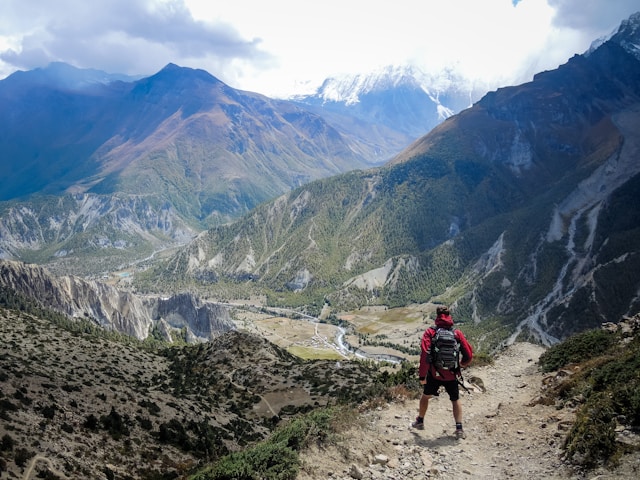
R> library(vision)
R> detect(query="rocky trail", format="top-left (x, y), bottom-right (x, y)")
top-left (297, 342), bottom-right (639, 480)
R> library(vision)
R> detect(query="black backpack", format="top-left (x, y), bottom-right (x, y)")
top-left (430, 326), bottom-right (460, 371)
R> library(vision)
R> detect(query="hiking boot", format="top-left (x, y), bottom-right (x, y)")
top-left (455, 428), bottom-right (466, 439)
top-left (411, 417), bottom-right (424, 430)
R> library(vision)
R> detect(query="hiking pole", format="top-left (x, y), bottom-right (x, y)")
top-left (457, 370), bottom-right (471, 394)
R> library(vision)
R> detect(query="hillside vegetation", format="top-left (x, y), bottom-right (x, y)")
top-left (537, 316), bottom-right (640, 468)
top-left (0, 292), bottom-right (392, 479)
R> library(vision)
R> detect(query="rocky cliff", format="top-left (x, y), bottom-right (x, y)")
top-left (0, 259), bottom-right (234, 341)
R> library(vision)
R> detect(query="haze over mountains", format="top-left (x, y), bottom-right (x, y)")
top-left (0, 59), bottom-right (476, 275)
top-left (1, 11), bottom-right (640, 350)
top-left (146, 12), bottom-right (640, 348)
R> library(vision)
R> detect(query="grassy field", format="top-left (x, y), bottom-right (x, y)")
top-left (230, 302), bottom-right (440, 362)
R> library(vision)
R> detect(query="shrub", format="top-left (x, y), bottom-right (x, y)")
top-left (158, 419), bottom-right (190, 450)
top-left (542, 328), bottom-right (640, 470)
top-left (83, 414), bottom-right (99, 430)
top-left (101, 407), bottom-right (130, 440)
top-left (564, 392), bottom-right (618, 467)
top-left (0, 399), bottom-right (19, 421)
top-left (41, 404), bottom-right (57, 420)
top-left (193, 442), bottom-right (299, 480)
top-left (0, 434), bottom-right (14, 452)
top-left (136, 415), bottom-right (153, 431)
top-left (61, 422), bottom-right (74, 434)
top-left (189, 408), bottom-right (339, 480)
top-left (470, 351), bottom-right (494, 367)
top-left (538, 329), bottom-right (616, 373)
top-left (269, 409), bottom-right (332, 450)
top-left (14, 448), bottom-right (33, 468)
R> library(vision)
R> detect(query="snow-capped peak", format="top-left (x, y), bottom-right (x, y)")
top-left (586, 11), bottom-right (640, 61)
top-left (310, 65), bottom-right (421, 105)
top-left (293, 64), bottom-right (478, 108)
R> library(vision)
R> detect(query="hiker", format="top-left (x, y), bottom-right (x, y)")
top-left (412, 305), bottom-right (473, 438)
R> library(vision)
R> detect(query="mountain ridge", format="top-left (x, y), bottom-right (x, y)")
top-left (0, 61), bottom-right (426, 273)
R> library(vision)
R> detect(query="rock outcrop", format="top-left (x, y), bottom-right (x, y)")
top-left (0, 259), bottom-right (234, 341)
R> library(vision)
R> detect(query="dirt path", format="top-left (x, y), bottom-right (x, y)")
top-left (22, 455), bottom-right (69, 480)
top-left (296, 342), bottom-right (637, 479)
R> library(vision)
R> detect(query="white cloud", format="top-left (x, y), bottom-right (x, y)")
top-left (0, 0), bottom-right (638, 97)
top-left (0, 0), bottom-right (271, 80)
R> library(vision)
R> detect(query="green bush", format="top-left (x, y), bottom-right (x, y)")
top-left (542, 329), bottom-right (640, 470)
top-left (564, 392), bottom-right (618, 467)
top-left (189, 408), bottom-right (338, 480)
top-left (198, 442), bottom-right (299, 480)
top-left (269, 409), bottom-right (332, 450)
top-left (538, 329), bottom-right (616, 373)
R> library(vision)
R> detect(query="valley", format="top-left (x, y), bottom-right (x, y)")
top-left (222, 301), bottom-right (428, 363)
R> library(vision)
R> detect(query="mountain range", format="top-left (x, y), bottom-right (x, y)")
top-left (0, 61), bottom-right (473, 274)
top-left (2, 13), bottom-right (640, 479)
top-left (144, 12), bottom-right (640, 348)
top-left (1, 12), bottom-right (640, 349)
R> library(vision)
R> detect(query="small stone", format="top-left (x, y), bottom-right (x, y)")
top-left (349, 464), bottom-right (364, 480)
top-left (373, 454), bottom-right (389, 465)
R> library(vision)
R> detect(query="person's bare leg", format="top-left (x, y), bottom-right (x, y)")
top-left (452, 399), bottom-right (466, 438)
top-left (452, 399), bottom-right (462, 423)
top-left (419, 394), bottom-right (432, 418)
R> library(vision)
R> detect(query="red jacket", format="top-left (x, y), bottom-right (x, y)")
top-left (419, 314), bottom-right (473, 381)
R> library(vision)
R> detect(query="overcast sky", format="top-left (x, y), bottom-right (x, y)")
top-left (0, 0), bottom-right (638, 97)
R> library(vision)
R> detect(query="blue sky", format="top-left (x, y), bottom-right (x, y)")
top-left (0, 0), bottom-right (638, 97)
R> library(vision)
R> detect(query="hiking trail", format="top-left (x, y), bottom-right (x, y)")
top-left (297, 342), bottom-right (639, 479)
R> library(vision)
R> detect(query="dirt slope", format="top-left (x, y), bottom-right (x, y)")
top-left (296, 342), bottom-right (639, 479)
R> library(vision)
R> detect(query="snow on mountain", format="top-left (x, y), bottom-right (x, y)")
top-left (291, 64), bottom-right (482, 114)
top-left (587, 11), bottom-right (640, 61)
top-left (310, 65), bottom-right (423, 105)
top-left (611, 11), bottom-right (640, 62)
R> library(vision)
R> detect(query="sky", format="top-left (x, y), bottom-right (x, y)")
top-left (0, 0), bottom-right (639, 97)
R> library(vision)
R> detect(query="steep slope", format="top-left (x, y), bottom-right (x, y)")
top-left (148, 13), bottom-right (640, 347)
top-left (0, 307), bottom-right (378, 479)
top-left (0, 193), bottom-right (197, 276)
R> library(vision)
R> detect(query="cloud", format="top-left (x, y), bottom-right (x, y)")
top-left (548, 0), bottom-right (640, 34)
top-left (0, 0), bottom-right (638, 96)
top-left (0, 0), bottom-right (273, 77)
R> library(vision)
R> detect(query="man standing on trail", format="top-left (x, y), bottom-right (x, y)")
top-left (412, 305), bottom-right (473, 438)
